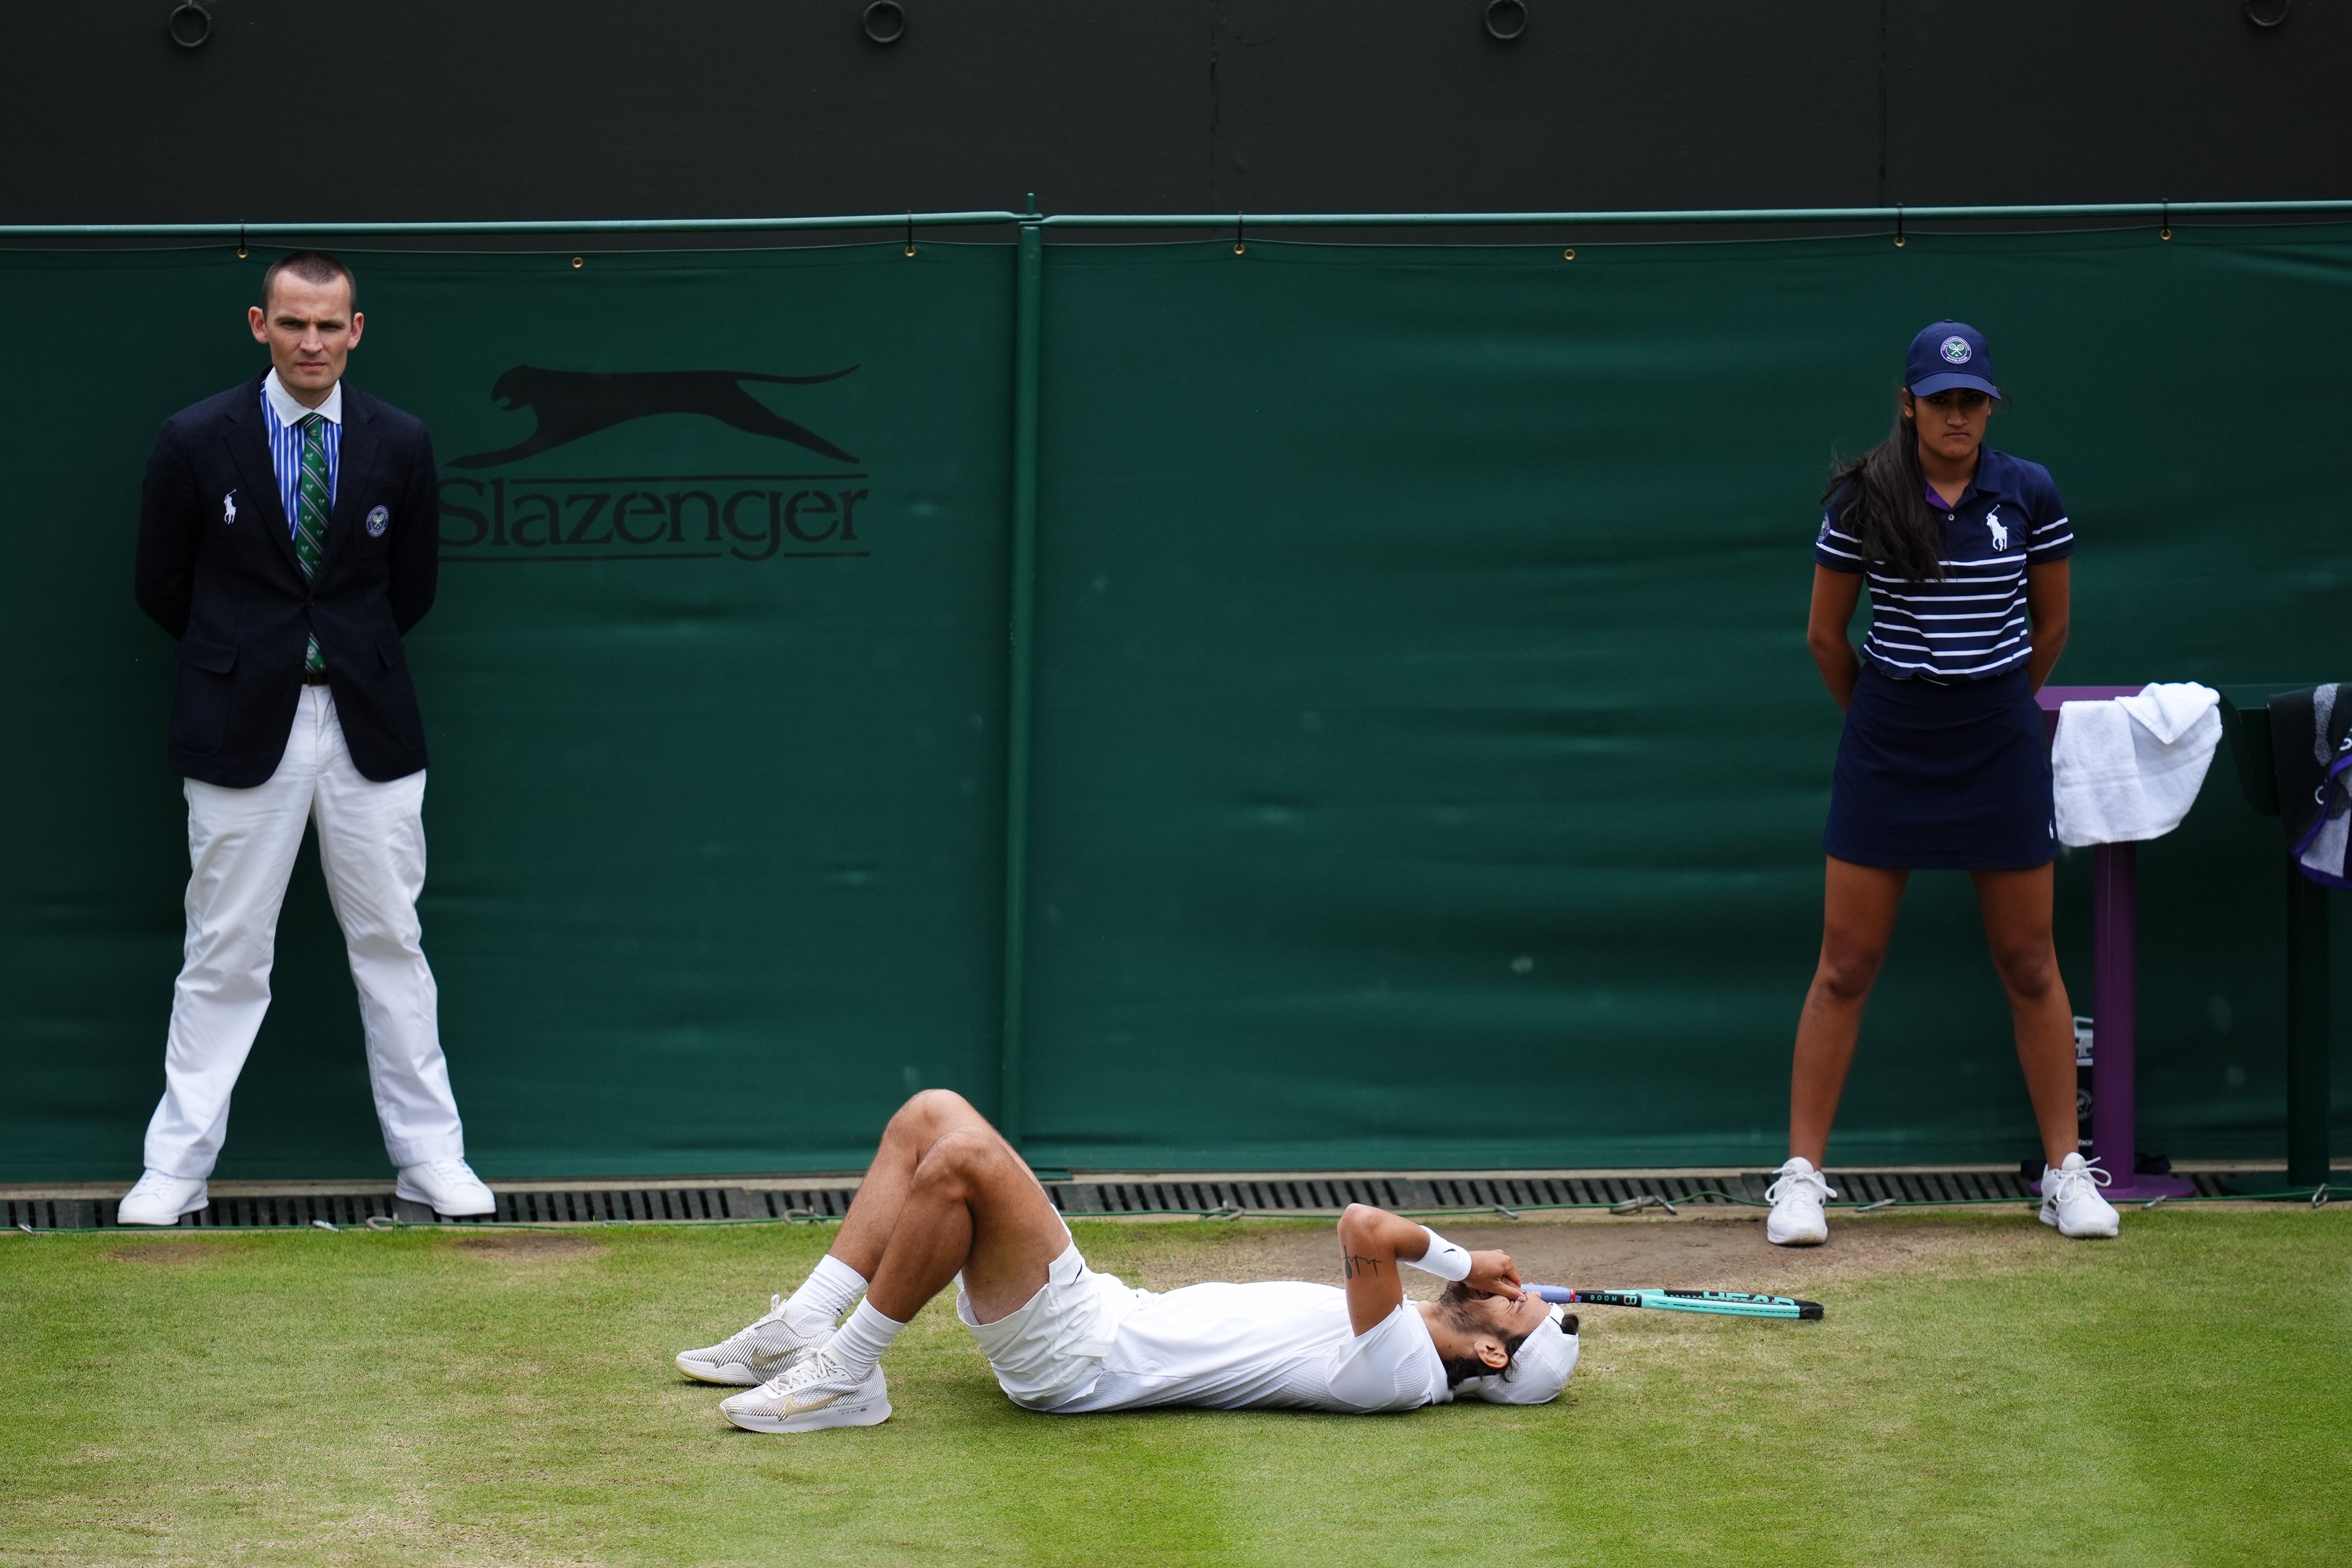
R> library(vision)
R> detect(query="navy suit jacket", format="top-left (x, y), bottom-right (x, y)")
top-left (135, 373), bottom-right (440, 786)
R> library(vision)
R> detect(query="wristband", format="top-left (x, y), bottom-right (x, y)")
top-left (1406, 1226), bottom-right (1473, 1282)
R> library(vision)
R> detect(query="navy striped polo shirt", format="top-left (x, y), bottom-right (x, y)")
top-left (1814, 447), bottom-right (2073, 681)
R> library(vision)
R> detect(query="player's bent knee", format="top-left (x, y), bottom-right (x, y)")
top-left (888, 1087), bottom-right (982, 1138)
top-left (911, 1125), bottom-right (1009, 1195)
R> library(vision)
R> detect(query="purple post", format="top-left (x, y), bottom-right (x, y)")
top-left (2087, 844), bottom-right (2187, 1198)
top-left (2091, 841), bottom-right (2135, 1174)
top-left (2037, 686), bottom-right (2195, 1202)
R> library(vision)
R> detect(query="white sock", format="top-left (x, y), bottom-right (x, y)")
top-left (782, 1254), bottom-right (868, 1336)
top-left (824, 1298), bottom-right (906, 1380)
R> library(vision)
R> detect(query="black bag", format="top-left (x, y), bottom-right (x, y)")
top-left (2267, 683), bottom-right (2352, 888)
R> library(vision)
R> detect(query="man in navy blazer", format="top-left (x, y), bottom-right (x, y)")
top-left (122, 252), bottom-right (493, 1223)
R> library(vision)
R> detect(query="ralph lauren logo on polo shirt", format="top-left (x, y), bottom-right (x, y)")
top-left (435, 362), bottom-right (870, 566)
top-left (1986, 507), bottom-right (2009, 551)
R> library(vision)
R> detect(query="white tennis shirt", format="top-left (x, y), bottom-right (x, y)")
top-left (1053, 1281), bottom-right (1450, 1414)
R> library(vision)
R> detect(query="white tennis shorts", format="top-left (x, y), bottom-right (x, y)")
top-left (960, 1239), bottom-right (1142, 1411)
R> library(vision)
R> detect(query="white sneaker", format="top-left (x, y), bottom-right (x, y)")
top-left (718, 1347), bottom-right (891, 1434)
top-left (117, 1170), bottom-right (208, 1226)
top-left (394, 1158), bottom-right (497, 1217)
top-left (676, 1295), bottom-right (829, 1386)
top-left (1764, 1157), bottom-right (1835, 1246)
top-left (2040, 1153), bottom-right (2120, 1239)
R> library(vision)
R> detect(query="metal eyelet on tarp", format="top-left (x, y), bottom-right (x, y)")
top-left (168, 2), bottom-right (211, 48)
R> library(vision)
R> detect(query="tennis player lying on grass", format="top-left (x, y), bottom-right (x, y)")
top-left (673, 1090), bottom-right (1579, 1432)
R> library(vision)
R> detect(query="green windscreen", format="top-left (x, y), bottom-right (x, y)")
top-left (0, 245), bottom-right (1017, 1178)
top-left (1020, 231), bottom-right (2351, 1169)
top-left (0, 226), bottom-right (2343, 1178)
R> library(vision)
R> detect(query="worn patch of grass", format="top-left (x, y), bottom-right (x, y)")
top-left (1, 1208), bottom-right (2345, 1566)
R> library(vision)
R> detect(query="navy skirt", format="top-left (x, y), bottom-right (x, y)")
top-left (1824, 663), bottom-right (2056, 870)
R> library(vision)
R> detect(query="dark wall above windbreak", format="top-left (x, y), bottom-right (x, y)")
top-left (7, 2), bottom-right (2346, 224)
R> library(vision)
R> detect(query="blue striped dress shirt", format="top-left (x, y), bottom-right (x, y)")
top-left (259, 369), bottom-right (341, 536)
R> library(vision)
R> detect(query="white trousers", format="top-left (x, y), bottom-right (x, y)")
top-left (143, 685), bottom-right (465, 1178)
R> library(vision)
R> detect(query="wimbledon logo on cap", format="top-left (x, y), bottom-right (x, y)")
top-left (1940, 336), bottom-right (1973, 364)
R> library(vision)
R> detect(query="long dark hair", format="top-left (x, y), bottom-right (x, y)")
top-left (1824, 408), bottom-right (1945, 583)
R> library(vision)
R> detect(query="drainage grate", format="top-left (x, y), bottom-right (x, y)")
top-left (2, 1185), bottom-right (861, 1231)
top-left (1829, 1170), bottom-right (2236, 1205)
top-left (2, 1192), bottom-right (411, 1230)
top-left (1049, 1173), bottom-right (1759, 1215)
top-left (6, 1197), bottom-right (105, 1230)
top-left (1, 1170), bottom-right (2244, 1230)
top-left (1831, 1170), bottom-right (2028, 1206)
top-left (1046, 1168), bottom-right (2241, 1215)
top-left (498, 1188), bottom-right (739, 1225)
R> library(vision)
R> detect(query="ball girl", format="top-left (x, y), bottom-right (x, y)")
top-left (1765, 321), bottom-right (2119, 1247)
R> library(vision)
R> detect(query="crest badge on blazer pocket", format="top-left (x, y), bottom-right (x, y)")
top-left (366, 505), bottom-right (390, 536)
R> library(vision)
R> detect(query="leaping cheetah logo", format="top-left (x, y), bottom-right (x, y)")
top-left (451, 364), bottom-right (860, 469)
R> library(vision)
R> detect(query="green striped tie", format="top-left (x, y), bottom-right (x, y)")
top-left (294, 413), bottom-right (330, 675)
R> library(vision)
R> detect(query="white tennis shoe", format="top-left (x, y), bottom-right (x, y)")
top-left (2039, 1153), bottom-right (2120, 1239)
top-left (718, 1347), bottom-right (891, 1433)
top-left (394, 1158), bottom-right (497, 1217)
top-left (676, 1294), bottom-right (830, 1386)
top-left (1764, 1156), bottom-right (1835, 1246)
top-left (117, 1169), bottom-right (208, 1226)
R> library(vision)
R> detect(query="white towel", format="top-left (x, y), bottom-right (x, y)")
top-left (2052, 683), bottom-right (2223, 846)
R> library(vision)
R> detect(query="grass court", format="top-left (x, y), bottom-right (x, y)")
top-left (3, 1205), bottom-right (2345, 1566)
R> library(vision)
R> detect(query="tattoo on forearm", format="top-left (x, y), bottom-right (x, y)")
top-left (1343, 1253), bottom-right (1383, 1280)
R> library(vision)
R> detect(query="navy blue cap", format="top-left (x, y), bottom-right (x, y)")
top-left (1905, 320), bottom-right (2001, 398)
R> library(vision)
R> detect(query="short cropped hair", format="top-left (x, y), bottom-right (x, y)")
top-left (260, 251), bottom-right (358, 314)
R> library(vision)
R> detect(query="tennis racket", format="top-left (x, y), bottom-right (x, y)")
top-left (1528, 1284), bottom-right (1823, 1320)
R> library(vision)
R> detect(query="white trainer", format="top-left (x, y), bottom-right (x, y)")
top-left (719, 1347), bottom-right (891, 1434)
top-left (1764, 1156), bottom-right (1835, 1246)
top-left (676, 1295), bottom-right (830, 1386)
top-left (2040, 1153), bottom-right (2120, 1239)
top-left (117, 1169), bottom-right (209, 1227)
top-left (394, 1158), bottom-right (497, 1217)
